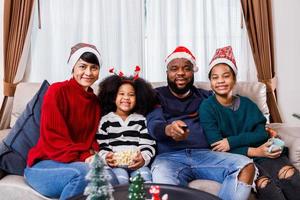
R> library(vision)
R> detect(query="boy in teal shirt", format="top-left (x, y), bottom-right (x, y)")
top-left (199, 46), bottom-right (300, 200)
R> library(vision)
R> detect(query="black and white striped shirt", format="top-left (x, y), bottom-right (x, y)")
top-left (96, 112), bottom-right (156, 166)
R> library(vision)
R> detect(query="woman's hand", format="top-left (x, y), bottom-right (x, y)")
top-left (211, 138), bottom-right (230, 152)
top-left (128, 151), bottom-right (145, 170)
top-left (106, 152), bottom-right (117, 167)
top-left (248, 140), bottom-right (282, 158)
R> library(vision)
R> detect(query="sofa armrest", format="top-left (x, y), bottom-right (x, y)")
top-left (269, 123), bottom-right (300, 172)
top-left (0, 129), bottom-right (10, 142)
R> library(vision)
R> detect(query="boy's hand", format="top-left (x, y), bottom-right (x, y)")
top-left (249, 140), bottom-right (282, 158)
top-left (128, 151), bottom-right (145, 170)
top-left (211, 138), bottom-right (230, 152)
top-left (106, 152), bottom-right (117, 167)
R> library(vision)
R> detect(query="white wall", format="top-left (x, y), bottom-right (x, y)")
top-left (273, 0), bottom-right (300, 125)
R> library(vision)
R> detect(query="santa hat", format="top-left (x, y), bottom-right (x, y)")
top-left (67, 43), bottom-right (102, 69)
top-left (165, 46), bottom-right (198, 72)
top-left (208, 46), bottom-right (237, 75)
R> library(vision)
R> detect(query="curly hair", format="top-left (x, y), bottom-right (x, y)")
top-left (98, 75), bottom-right (158, 116)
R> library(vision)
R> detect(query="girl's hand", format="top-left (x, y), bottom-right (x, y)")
top-left (85, 155), bottom-right (95, 163)
top-left (211, 138), bottom-right (230, 152)
top-left (128, 151), bottom-right (145, 170)
top-left (249, 140), bottom-right (282, 158)
top-left (106, 152), bottom-right (117, 167)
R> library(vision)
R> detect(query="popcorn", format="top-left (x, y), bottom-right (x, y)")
top-left (114, 149), bottom-right (138, 167)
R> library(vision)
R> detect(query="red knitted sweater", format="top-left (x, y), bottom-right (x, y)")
top-left (27, 78), bottom-right (101, 167)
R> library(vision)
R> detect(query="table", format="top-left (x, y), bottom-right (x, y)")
top-left (69, 183), bottom-right (220, 200)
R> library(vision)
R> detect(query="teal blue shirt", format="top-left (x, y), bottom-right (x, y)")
top-left (199, 95), bottom-right (269, 158)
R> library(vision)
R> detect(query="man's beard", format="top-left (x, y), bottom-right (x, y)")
top-left (167, 76), bottom-right (194, 95)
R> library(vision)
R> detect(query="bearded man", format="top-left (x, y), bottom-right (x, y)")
top-left (146, 46), bottom-right (256, 200)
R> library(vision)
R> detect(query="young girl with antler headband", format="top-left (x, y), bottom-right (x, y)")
top-left (96, 66), bottom-right (157, 184)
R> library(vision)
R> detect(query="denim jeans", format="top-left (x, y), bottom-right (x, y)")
top-left (109, 166), bottom-right (152, 185)
top-left (151, 149), bottom-right (253, 200)
top-left (24, 160), bottom-right (118, 200)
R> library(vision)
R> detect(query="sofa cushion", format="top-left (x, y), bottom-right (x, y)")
top-left (188, 179), bottom-right (257, 200)
top-left (0, 80), bottom-right (49, 175)
top-left (188, 179), bottom-right (221, 196)
top-left (0, 129), bottom-right (10, 142)
top-left (10, 82), bottom-right (45, 127)
top-left (269, 123), bottom-right (300, 172)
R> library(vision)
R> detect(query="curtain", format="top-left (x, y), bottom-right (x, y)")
top-left (241, 0), bottom-right (282, 123)
top-left (145, 0), bottom-right (256, 82)
top-left (26, 0), bottom-right (255, 84)
top-left (0, 1), bottom-right (4, 109)
top-left (0, 0), bottom-right (35, 129)
top-left (25, 0), bottom-right (143, 84)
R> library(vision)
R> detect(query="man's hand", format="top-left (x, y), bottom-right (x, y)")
top-left (165, 120), bottom-right (189, 141)
top-left (211, 138), bottom-right (230, 152)
top-left (128, 151), bottom-right (145, 170)
top-left (106, 152), bottom-right (117, 167)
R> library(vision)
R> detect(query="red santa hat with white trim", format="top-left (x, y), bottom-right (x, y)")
top-left (208, 45), bottom-right (237, 75)
top-left (67, 43), bottom-right (102, 69)
top-left (165, 46), bottom-right (198, 72)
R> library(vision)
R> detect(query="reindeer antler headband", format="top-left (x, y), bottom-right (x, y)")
top-left (109, 66), bottom-right (141, 80)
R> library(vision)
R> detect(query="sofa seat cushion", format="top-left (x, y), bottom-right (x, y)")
top-left (0, 175), bottom-right (56, 200)
top-left (188, 179), bottom-right (221, 196)
top-left (188, 179), bottom-right (257, 200)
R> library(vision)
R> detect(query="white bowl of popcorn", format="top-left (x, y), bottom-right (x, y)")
top-left (114, 149), bottom-right (138, 168)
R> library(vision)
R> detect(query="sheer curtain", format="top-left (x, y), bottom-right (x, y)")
top-left (145, 0), bottom-right (256, 82)
top-left (25, 0), bottom-right (144, 83)
top-left (25, 0), bottom-right (255, 83)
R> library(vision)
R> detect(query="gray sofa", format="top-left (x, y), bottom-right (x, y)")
top-left (0, 81), bottom-right (300, 200)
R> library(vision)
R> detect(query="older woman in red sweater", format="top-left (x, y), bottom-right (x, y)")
top-left (24, 43), bottom-right (118, 200)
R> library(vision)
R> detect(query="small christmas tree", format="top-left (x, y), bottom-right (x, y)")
top-left (84, 154), bottom-right (114, 200)
top-left (128, 173), bottom-right (146, 200)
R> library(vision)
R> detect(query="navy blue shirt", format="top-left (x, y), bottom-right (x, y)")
top-left (146, 86), bottom-right (212, 154)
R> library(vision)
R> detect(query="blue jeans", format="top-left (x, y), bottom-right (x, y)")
top-left (24, 160), bottom-right (118, 200)
top-left (151, 149), bottom-right (253, 200)
top-left (109, 166), bottom-right (152, 185)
